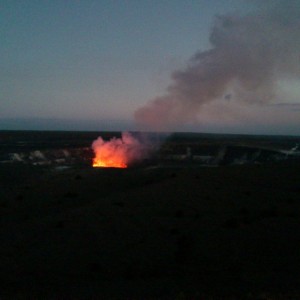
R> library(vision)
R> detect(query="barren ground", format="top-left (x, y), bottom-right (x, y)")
top-left (1, 161), bottom-right (300, 299)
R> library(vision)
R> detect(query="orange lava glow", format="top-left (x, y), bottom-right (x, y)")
top-left (91, 134), bottom-right (132, 169)
top-left (92, 158), bottom-right (127, 168)
top-left (91, 132), bottom-right (147, 169)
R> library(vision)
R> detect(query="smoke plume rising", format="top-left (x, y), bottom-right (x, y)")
top-left (134, 0), bottom-right (300, 130)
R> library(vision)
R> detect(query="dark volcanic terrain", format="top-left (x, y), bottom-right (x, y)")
top-left (1, 131), bottom-right (300, 299)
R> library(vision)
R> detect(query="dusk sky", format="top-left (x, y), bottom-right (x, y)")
top-left (1, 0), bottom-right (300, 134)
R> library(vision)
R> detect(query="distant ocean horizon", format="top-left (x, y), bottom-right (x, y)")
top-left (0, 118), bottom-right (135, 132)
top-left (0, 117), bottom-right (299, 137)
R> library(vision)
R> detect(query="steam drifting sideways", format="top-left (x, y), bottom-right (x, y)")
top-left (134, 0), bottom-right (300, 130)
top-left (92, 132), bottom-right (150, 168)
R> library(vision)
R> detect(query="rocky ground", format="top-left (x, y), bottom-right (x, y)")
top-left (1, 161), bottom-right (300, 299)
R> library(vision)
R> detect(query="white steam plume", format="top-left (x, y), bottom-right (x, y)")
top-left (134, 0), bottom-right (300, 130)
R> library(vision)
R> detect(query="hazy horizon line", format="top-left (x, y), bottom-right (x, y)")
top-left (0, 117), bottom-right (299, 137)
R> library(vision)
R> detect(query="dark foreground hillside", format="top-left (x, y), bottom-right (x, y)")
top-left (1, 162), bottom-right (300, 299)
